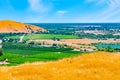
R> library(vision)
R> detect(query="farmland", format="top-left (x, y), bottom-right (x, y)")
top-left (0, 42), bottom-right (81, 66)
top-left (6, 34), bottom-right (79, 40)
top-left (1, 0), bottom-right (120, 79)
top-left (0, 23), bottom-right (120, 66)
top-left (0, 52), bottom-right (120, 80)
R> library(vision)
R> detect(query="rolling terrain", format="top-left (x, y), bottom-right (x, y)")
top-left (0, 20), bottom-right (46, 33)
top-left (0, 21), bottom-right (120, 80)
top-left (0, 52), bottom-right (120, 80)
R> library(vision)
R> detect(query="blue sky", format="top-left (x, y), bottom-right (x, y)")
top-left (0, 0), bottom-right (120, 23)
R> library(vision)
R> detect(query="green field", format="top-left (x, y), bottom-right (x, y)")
top-left (0, 42), bottom-right (82, 66)
top-left (7, 34), bottom-right (79, 40)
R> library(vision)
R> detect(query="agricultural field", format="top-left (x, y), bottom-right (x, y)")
top-left (6, 34), bottom-right (79, 40)
top-left (61, 38), bottom-right (120, 44)
top-left (0, 52), bottom-right (120, 80)
top-left (0, 42), bottom-right (82, 66)
top-left (1, 0), bottom-right (120, 79)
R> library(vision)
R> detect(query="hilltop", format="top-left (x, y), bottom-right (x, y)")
top-left (0, 52), bottom-right (120, 80)
top-left (0, 20), bottom-right (46, 33)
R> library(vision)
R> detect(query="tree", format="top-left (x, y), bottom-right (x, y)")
top-left (106, 46), bottom-right (114, 52)
top-left (0, 48), bottom-right (2, 56)
top-left (52, 43), bottom-right (57, 47)
top-left (29, 42), bottom-right (35, 45)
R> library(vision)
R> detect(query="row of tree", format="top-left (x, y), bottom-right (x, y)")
top-left (77, 33), bottom-right (120, 39)
top-left (98, 47), bottom-right (117, 52)
top-left (0, 48), bottom-right (2, 56)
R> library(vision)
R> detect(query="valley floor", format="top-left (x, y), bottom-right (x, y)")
top-left (0, 52), bottom-right (120, 80)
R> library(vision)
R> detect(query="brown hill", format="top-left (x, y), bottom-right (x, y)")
top-left (0, 52), bottom-right (120, 80)
top-left (0, 20), bottom-right (46, 33)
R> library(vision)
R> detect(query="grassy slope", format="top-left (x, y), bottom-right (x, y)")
top-left (0, 52), bottom-right (120, 80)
top-left (7, 34), bottom-right (79, 40)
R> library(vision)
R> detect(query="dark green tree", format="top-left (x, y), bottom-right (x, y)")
top-left (0, 48), bottom-right (3, 56)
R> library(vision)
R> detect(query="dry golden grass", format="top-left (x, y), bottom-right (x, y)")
top-left (61, 38), bottom-right (120, 44)
top-left (0, 52), bottom-right (120, 80)
top-left (0, 20), bottom-right (46, 33)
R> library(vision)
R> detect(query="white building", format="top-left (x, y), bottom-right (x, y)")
top-left (0, 39), bottom-right (2, 48)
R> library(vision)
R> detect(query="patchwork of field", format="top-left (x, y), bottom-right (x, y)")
top-left (27, 38), bottom-right (120, 51)
top-left (28, 39), bottom-right (96, 50)
top-left (7, 34), bottom-right (79, 40)
top-left (0, 42), bottom-right (81, 66)
top-left (61, 38), bottom-right (120, 44)
top-left (0, 52), bottom-right (120, 80)
top-left (6, 34), bottom-right (120, 45)
top-left (1, 21), bottom-right (120, 80)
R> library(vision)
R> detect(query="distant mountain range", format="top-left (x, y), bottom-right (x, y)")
top-left (0, 20), bottom-right (46, 33)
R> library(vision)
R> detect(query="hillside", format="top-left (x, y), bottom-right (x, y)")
top-left (0, 20), bottom-right (46, 33)
top-left (0, 52), bottom-right (120, 80)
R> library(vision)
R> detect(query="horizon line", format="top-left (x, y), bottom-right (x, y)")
top-left (27, 22), bottom-right (120, 24)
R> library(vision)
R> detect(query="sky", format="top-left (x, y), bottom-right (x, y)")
top-left (0, 0), bottom-right (120, 23)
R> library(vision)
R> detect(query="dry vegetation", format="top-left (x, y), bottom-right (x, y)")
top-left (0, 20), bottom-right (46, 33)
top-left (0, 52), bottom-right (120, 80)
top-left (27, 39), bottom-right (96, 50)
top-left (61, 38), bottom-right (120, 44)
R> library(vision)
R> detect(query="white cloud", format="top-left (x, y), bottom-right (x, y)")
top-left (56, 10), bottom-right (68, 15)
top-left (98, 0), bottom-right (120, 20)
top-left (28, 0), bottom-right (48, 12)
top-left (86, 0), bottom-right (120, 21)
